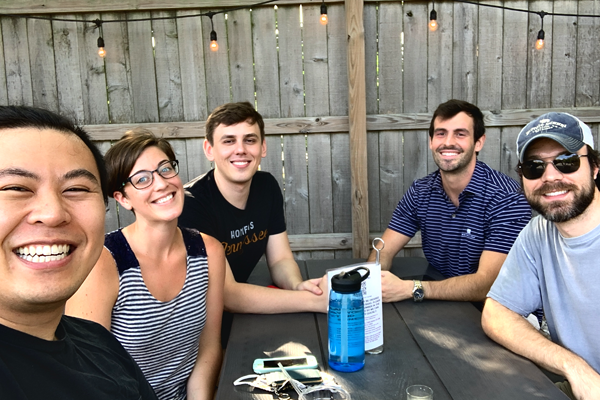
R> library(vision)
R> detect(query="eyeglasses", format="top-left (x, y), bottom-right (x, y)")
top-left (519, 154), bottom-right (588, 180)
top-left (123, 160), bottom-right (179, 190)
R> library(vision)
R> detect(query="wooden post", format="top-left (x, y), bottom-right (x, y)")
top-left (345, 0), bottom-right (370, 258)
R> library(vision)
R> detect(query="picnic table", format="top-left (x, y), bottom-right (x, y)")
top-left (216, 257), bottom-right (566, 399)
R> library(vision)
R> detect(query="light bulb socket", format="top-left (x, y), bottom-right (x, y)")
top-left (321, 3), bottom-right (327, 15)
top-left (210, 30), bottom-right (217, 41)
top-left (537, 29), bottom-right (545, 40)
top-left (97, 37), bottom-right (105, 48)
top-left (430, 9), bottom-right (437, 21)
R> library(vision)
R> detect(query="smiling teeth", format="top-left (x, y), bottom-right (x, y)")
top-left (16, 244), bottom-right (70, 263)
top-left (155, 194), bottom-right (173, 204)
top-left (546, 190), bottom-right (568, 197)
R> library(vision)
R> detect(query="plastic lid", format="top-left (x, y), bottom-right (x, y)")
top-left (330, 266), bottom-right (370, 293)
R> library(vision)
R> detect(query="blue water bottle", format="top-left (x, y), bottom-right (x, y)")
top-left (328, 266), bottom-right (370, 372)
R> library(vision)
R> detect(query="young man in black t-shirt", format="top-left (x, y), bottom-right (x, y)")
top-left (180, 102), bottom-right (328, 316)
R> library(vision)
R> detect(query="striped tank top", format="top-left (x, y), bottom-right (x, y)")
top-left (105, 228), bottom-right (209, 400)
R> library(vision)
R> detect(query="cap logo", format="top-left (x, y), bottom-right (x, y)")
top-left (525, 119), bottom-right (567, 136)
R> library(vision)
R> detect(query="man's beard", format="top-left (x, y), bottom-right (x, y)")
top-left (526, 175), bottom-right (596, 223)
top-left (432, 145), bottom-right (475, 174)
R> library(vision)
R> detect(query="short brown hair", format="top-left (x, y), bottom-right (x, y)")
top-left (205, 101), bottom-right (265, 145)
top-left (105, 128), bottom-right (176, 197)
top-left (429, 99), bottom-right (485, 142)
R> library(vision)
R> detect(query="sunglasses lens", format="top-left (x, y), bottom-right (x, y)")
top-left (521, 154), bottom-right (582, 180)
top-left (521, 160), bottom-right (545, 179)
top-left (554, 154), bottom-right (581, 174)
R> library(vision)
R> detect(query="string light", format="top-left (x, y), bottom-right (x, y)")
top-left (208, 13), bottom-right (218, 52)
top-left (94, 19), bottom-right (106, 58)
top-left (535, 12), bottom-right (546, 50)
top-left (429, 1), bottom-right (438, 32)
top-left (320, 1), bottom-right (328, 26)
top-left (3, 0), bottom-right (600, 57)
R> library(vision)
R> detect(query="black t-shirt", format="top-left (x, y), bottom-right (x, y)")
top-left (180, 170), bottom-right (286, 283)
top-left (0, 316), bottom-right (158, 400)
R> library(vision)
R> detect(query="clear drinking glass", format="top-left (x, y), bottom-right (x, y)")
top-left (406, 384), bottom-right (433, 400)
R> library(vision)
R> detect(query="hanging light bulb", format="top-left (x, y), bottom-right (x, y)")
top-left (94, 20), bottom-right (106, 58)
top-left (535, 11), bottom-right (546, 50)
top-left (535, 29), bottom-right (545, 50)
top-left (210, 30), bottom-right (219, 52)
top-left (320, 2), bottom-right (328, 26)
top-left (207, 13), bottom-right (218, 52)
top-left (429, 3), bottom-right (438, 32)
top-left (97, 37), bottom-right (106, 58)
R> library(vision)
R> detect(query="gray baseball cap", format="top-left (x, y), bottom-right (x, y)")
top-left (516, 112), bottom-right (594, 162)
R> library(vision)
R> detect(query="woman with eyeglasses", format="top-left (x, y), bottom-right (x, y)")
top-left (66, 129), bottom-right (225, 400)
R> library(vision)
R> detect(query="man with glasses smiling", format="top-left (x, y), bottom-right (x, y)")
top-left (483, 112), bottom-right (600, 400)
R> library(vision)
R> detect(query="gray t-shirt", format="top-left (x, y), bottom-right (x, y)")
top-left (488, 215), bottom-right (600, 373)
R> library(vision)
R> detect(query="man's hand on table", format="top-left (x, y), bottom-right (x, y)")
top-left (381, 271), bottom-right (413, 302)
top-left (295, 276), bottom-right (324, 295)
top-left (565, 358), bottom-right (600, 400)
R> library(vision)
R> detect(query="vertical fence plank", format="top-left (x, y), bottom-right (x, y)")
top-left (304, 4), bottom-right (333, 259)
top-left (184, 138), bottom-right (212, 182)
top-left (278, 5), bottom-right (304, 118)
top-left (27, 18), bottom-right (58, 112)
top-left (377, 2), bottom-right (403, 114)
top-left (403, 1), bottom-right (428, 114)
top-left (364, 3), bottom-right (381, 241)
top-left (426, 0), bottom-right (453, 175)
top-left (2, 17), bottom-right (34, 106)
top-left (77, 15), bottom-right (109, 125)
top-left (329, 3), bottom-right (351, 258)
top-left (550, 1), bottom-right (577, 108)
top-left (128, 12), bottom-right (159, 122)
top-left (501, 1), bottom-right (529, 178)
top-left (177, 10), bottom-right (209, 122)
top-left (527, 1), bottom-right (553, 109)
top-left (364, 3), bottom-right (378, 115)
top-left (262, 136), bottom-right (284, 191)
top-left (477, 0), bottom-right (503, 172)
top-left (0, 24), bottom-right (7, 105)
top-left (203, 13), bottom-right (230, 112)
top-left (103, 13), bottom-right (134, 124)
top-left (152, 11), bottom-right (184, 122)
top-left (252, 7), bottom-right (280, 118)
top-left (576, 0), bottom-right (600, 107)
top-left (228, 9), bottom-right (255, 104)
top-left (96, 141), bottom-right (120, 233)
top-left (452, 2), bottom-right (478, 103)
top-left (53, 17), bottom-right (85, 122)
top-left (502, 1), bottom-right (529, 110)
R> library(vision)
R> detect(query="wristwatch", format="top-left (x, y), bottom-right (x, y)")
top-left (412, 280), bottom-right (424, 302)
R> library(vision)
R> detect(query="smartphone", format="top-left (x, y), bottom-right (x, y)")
top-left (266, 369), bottom-right (323, 385)
top-left (252, 355), bottom-right (319, 373)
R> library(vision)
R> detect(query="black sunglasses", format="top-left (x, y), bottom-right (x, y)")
top-left (519, 154), bottom-right (588, 180)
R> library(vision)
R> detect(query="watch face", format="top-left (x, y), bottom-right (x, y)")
top-left (413, 288), bottom-right (424, 302)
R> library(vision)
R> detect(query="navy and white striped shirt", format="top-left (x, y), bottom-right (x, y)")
top-left (105, 228), bottom-right (209, 400)
top-left (389, 161), bottom-right (531, 278)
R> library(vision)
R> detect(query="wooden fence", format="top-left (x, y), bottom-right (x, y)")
top-left (2, 0), bottom-right (600, 260)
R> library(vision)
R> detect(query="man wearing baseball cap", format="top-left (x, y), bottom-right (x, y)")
top-left (482, 112), bottom-right (600, 399)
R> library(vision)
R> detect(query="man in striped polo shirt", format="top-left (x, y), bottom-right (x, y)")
top-left (368, 99), bottom-right (531, 304)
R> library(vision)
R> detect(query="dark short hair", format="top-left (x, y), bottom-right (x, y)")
top-left (516, 145), bottom-right (600, 191)
top-left (429, 99), bottom-right (485, 142)
top-left (0, 105), bottom-right (108, 204)
top-left (104, 128), bottom-right (176, 197)
top-left (205, 101), bottom-right (265, 145)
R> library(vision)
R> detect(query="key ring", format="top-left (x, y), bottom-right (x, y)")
top-left (372, 237), bottom-right (384, 265)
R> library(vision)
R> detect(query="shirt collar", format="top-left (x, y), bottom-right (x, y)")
top-left (433, 160), bottom-right (485, 197)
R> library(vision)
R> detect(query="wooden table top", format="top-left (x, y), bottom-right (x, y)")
top-left (216, 258), bottom-right (566, 400)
